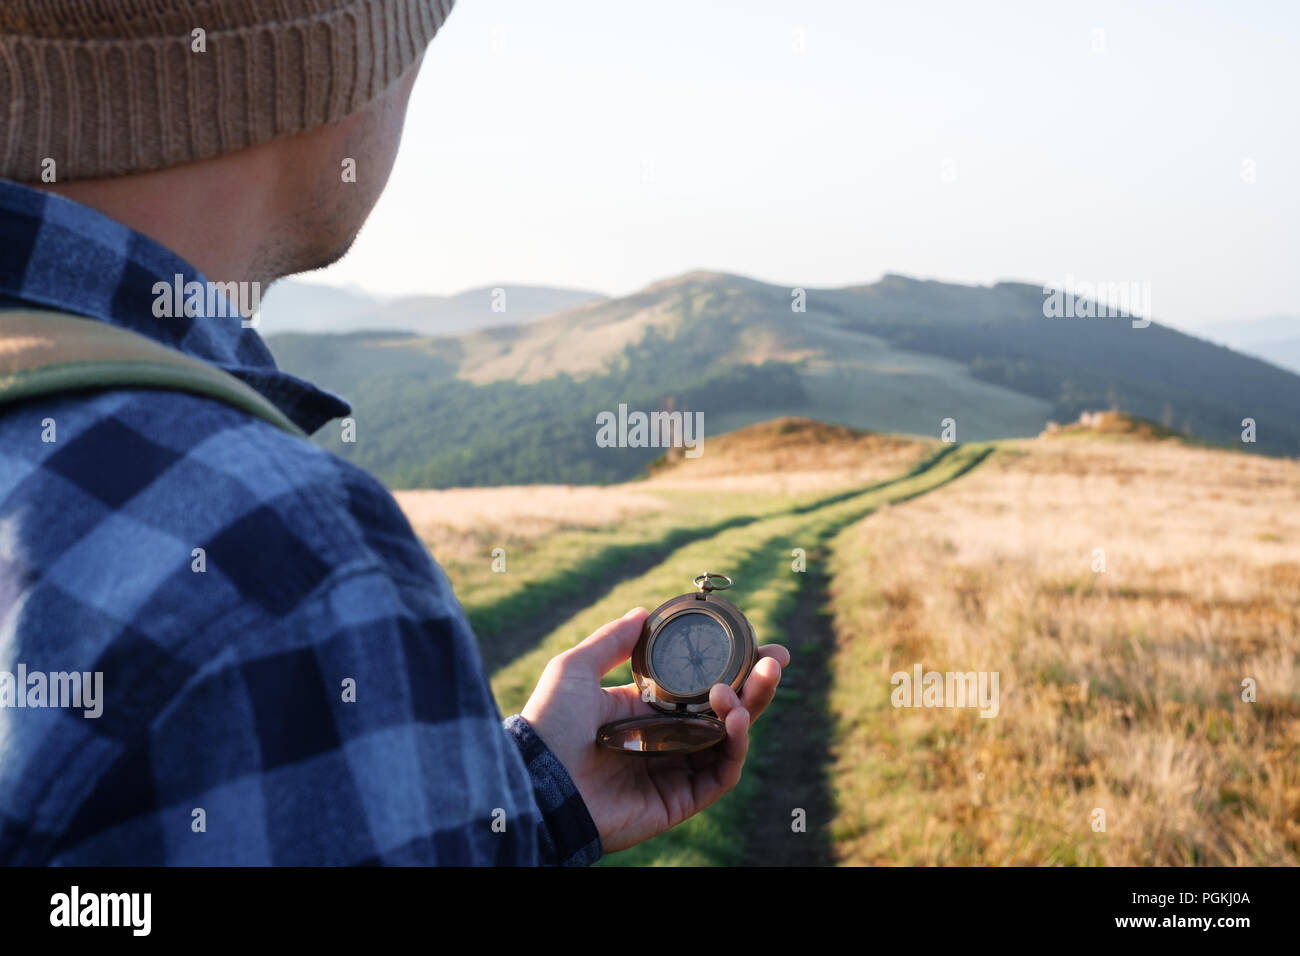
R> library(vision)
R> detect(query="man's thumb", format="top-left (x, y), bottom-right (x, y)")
top-left (564, 607), bottom-right (648, 677)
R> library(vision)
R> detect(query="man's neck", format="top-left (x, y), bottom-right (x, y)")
top-left (34, 144), bottom-right (286, 288)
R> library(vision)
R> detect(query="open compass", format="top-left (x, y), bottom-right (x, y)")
top-left (596, 572), bottom-right (757, 755)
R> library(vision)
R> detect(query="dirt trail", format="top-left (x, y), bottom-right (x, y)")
top-left (741, 561), bottom-right (838, 866)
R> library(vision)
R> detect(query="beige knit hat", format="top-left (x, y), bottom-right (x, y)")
top-left (0, 0), bottom-right (456, 182)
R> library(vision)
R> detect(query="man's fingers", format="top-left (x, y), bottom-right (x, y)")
top-left (562, 607), bottom-right (648, 678)
top-left (706, 683), bottom-right (749, 791)
top-left (740, 653), bottom-right (784, 723)
top-left (596, 636), bottom-right (785, 745)
top-left (708, 681), bottom-right (740, 717)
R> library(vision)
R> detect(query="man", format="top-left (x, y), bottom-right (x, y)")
top-left (0, 1), bottom-right (787, 865)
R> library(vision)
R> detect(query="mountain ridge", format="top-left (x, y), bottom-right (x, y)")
top-left (266, 269), bottom-right (1300, 487)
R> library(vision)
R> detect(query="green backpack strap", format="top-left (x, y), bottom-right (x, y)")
top-left (0, 309), bottom-right (306, 438)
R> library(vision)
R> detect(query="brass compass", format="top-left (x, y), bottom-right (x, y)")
top-left (597, 572), bottom-right (758, 755)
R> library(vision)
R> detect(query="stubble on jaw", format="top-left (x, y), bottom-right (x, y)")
top-left (261, 58), bottom-right (422, 285)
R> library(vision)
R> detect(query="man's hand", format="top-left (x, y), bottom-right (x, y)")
top-left (520, 607), bottom-right (789, 854)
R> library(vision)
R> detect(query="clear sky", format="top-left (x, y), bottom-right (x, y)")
top-left (308, 0), bottom-right (1299, 331)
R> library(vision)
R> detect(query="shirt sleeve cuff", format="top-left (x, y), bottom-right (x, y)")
top-left (502, 714), bottom-right (602, 866)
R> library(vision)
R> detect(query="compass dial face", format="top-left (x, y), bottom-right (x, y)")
top-left (650, 612), bottom-right (732, 697)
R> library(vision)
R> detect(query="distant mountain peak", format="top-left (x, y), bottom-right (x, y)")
top-left (257, 279), bottom-right (608, 336)
top-left (638, 269), bottom-right (756, 293)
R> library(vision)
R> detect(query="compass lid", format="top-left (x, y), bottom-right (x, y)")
top-left (596, 714), bottom-right (727, 755)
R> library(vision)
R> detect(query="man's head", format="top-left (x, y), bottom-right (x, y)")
top-left (0, 0), bottom-right (455, 285)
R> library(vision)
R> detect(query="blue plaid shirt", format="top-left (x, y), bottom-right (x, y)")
top-left (0, 179), bottom-right (601, 866)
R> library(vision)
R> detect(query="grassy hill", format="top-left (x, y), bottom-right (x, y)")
top-left (267, 271), bottom-right (1300, 487)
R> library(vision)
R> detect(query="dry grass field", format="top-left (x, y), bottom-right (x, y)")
top-left (826, 421), bottom-right (1300, 865)
top-left (394, 484), bottom-right (671, 565)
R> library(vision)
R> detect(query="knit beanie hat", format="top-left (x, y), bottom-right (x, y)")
top-left (0, 0), bottom-right (456, 183)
